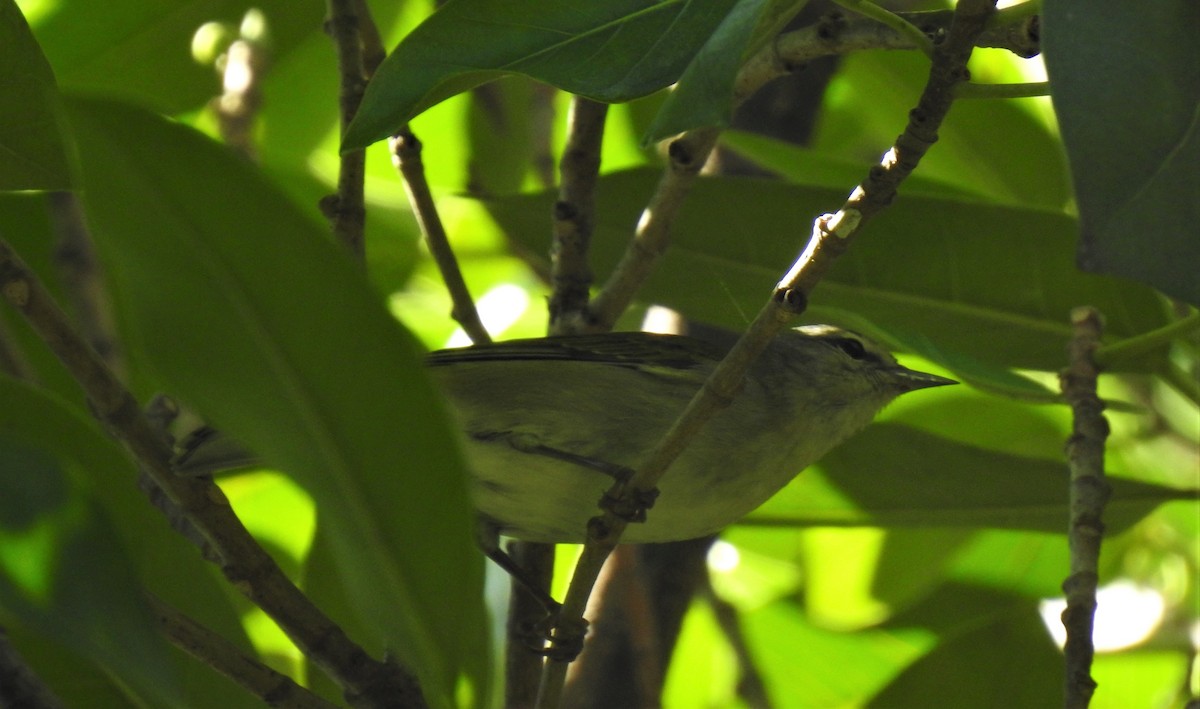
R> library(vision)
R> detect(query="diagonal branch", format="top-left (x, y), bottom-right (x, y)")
top-left (390, 128), bottom-right (492, 345)
top-left (584, 6), bottom-right (1037, 333)
top-left (0, 236), bottom-right (425, 709)
top-left (147, 594), bottom-right (340, 709)
top-left (535, 1), bottom-right (1000, 705)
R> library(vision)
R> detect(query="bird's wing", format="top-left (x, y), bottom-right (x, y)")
top-left (426, 332), bottom-right (724, 376)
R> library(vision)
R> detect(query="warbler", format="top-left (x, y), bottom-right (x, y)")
top-left (175, 325), bottom-right (954, 543)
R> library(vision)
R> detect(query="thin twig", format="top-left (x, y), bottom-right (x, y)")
top-left (353, 0), bottom-right (386, 74)
top-left (0, 237), bottom-right (425, 709)
top-left (548, 97), bottom-right (607, 335)
top-left (390, 130), bottom-right (492, 345)
top-left (586, 127), bottom-right (720, 332)
top-left (535, 2), bottom-right (999, 704)
top-left (47, 191), bottom-right (125, 379)
top-left (147, 594), bottom-right (340, 709)
top-left (583, 6), bottom-right (1038, 334)
top-left (356, 0), bottom-right (489, 345)
top-left (324, 0), bottom-right (369, 261)
top-left (738, 8), bottom-right (1039, 104)
top-left (1059, 306), bottom-right (1111, 709)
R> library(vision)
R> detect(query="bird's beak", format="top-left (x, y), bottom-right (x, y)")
top-left (892, 367), bottom-right (958, 392)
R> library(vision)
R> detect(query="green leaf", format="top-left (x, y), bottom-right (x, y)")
top-left (466, 77), bottom-right (545, 195)
top-left (0, 387), bottom-right (182, 707)
top-left (644, 0), bottom-right (808, 144)
top-left (813, 50), bottom-right (1072, 209)
top-left (720, 129), bottom-right (995, 202)
top-left (870, 585), bottom-right (1062, 707)
top-left (1043, 0), bottom-right (1200, 306)
top-left (0, 0), bottom-right (74, 191)
top-left (26, 0), bottom-right (325, 114)
top-left (344, 0), bottom-right (742, 150)
top-left (0, 376), bottom-right (259, 707)
top-left (743, 424), bottom-right (1194, 533)
top-left (481, 168), bottom-right (1168, 371)
top-left (740, 600), bottom-right (935, 706)
top-left (64, 95), bottom-right (489, 705)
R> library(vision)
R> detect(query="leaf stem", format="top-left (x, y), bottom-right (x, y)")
top-left (1096, 310), bottom-right (1200, 367)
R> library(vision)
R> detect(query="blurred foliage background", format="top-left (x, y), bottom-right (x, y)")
top-left (1, 0), bottom-right (1197, 707)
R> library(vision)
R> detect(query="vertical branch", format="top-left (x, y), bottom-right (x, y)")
top-left (507, 95), bottom-right (608, 707)
top-left (47, 192), bottom-right (125, 379)
top-left (1059, 306), bottom-right (1111, 709)
top-left (324, 0), bottom-right (369, 262)
top-left (586, 128), bottom-right (720, 332)
top-left (504, 541), bottom-right (556, 709)
top-left (548, 97), bottom-right (608, 335)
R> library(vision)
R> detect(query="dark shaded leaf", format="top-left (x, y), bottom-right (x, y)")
top-left (644, 0), bottom-right (809, 144)
top-left (344, 0), bottom-right (741, 150)
top-left (1043, 0), bottom-right (1200, 306)
top-left (870, 584), bottom-right (1061, 707)
top-left (0, 0), bottom-right (74, 190)
top-left (0, 375), bottom-right (259, 707)
top-left (0, 386), bottom-right (181, 707)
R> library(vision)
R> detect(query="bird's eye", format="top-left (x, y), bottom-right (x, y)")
top-left (833, 337), bottom-right (867, 359)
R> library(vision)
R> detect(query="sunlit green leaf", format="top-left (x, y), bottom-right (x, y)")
top-left (814, 50), bottom-right (1071, 208)
top-left (345, 0), bottom-right (742, 150)
top-left (742, 600), bottom-right (935, 706)
top-left (743, 424), bottom-right (1194, 532)
top-left (482, 168), bottom-right (1168, 371)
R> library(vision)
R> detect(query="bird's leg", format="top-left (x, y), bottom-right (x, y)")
top-left (483, 430), bottom-right (662, 524)
top-left (475, 520), bottom-right (561, 616)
